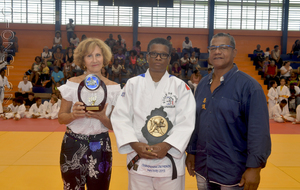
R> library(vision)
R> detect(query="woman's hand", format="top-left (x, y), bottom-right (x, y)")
top-left (85, 103), bottom-right (108, 120)
top-left (72, 102), bottom-right (86, 119)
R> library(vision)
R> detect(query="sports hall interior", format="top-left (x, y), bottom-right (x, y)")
top-left (1, 0), bottom-right (300, 189)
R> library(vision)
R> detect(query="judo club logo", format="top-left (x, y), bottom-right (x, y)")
top-left (162, 92), bottom-right (178, 108)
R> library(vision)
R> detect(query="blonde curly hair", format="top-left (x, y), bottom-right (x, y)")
top-left (74, 38), bottom-right (112, 70)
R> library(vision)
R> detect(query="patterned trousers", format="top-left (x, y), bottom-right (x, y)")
top-left (60, 130), bottom-right (112, 190)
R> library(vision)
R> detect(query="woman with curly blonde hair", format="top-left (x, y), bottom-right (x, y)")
top-left (58, 38), bottom-right (121, 190)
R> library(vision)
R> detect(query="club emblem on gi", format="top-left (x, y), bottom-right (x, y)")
top-left (77, 74), bottom-right (107, 112)
top-left (142, 107), bottom-right (173, 145)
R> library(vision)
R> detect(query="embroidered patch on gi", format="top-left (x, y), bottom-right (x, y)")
top-left (162, 92), bottom-right (178, 108)
top-left (121, 92), bottom-right (125, 97)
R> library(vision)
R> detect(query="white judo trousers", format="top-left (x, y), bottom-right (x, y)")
top-left (111, 70), bottom-right (196, 189)
top-left (5, 104), bottom-right (26, 119)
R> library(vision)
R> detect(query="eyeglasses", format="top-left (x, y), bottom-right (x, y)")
top-left (207, 45), bottom-right (234, 52)
top-left (148, 52), bottom-right (170, 59)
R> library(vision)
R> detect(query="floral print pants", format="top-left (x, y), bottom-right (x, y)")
top-left (60, 131), bottom-right (112, 190)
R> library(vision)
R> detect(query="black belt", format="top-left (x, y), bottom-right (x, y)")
top-left (127, 153), bottom-right (177, 180)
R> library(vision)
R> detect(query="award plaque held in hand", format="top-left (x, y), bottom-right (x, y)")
top-left (77, 74), bottom-right (107, 112)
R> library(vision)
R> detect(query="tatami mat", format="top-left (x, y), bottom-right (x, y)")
top-left (0, 119), bottom-right (300, 189)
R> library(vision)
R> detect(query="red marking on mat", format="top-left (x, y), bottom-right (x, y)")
top-left (185, 84), bottom-right (190, 90)
top-left (1, 119), bottom-right (300, 134)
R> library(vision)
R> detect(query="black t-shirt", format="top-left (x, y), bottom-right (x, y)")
top-left (25, 99), bottom-right (35, 107)
top-left (170, 53), bottom-right (179, 65)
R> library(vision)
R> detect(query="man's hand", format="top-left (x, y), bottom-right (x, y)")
top-left (130, 142), bottom-right (158, 159)
top-left (150, 142), bottom-right (171, 159)
top-left (239, 167), bottom-right (261, 190)
top-left (185, 153), bottom-right (195, 177)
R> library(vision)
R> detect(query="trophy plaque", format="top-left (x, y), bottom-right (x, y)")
top-left (141, 107), bottom-right (173, 145)
top-left (77, 74), bottom-right (107, 112)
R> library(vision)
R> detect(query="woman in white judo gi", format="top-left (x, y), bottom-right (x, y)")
top-left (57, 38), bottom-right (121, 190)
top-left (111, 38), bottom-right (196, 190)
top-left (268, 80), bottom-right (278, 118)
top-left (0, 68), bottom-right (11, 113)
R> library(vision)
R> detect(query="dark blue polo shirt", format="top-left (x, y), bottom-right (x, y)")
top-left (187, 64), bottom-right (271, 185)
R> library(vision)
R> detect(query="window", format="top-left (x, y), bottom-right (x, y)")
top-left (214, 0), bottom-right (283, 31)
top-left (0, 0), bottom-right (55, 24)
top-left (139, 0), bottom-right (208, 28)
top-left (61, 0), bottom-right (132, 26)
top-left (288, 0), bottom-right (300, 31)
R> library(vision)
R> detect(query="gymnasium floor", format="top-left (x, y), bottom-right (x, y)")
top-left (0, 119), bottom-right (300, 190)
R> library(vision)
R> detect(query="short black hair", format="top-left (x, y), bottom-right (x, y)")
top-left (281, 99), bottom-right (287, 104)
top-left (270, 80), bottom-right (276, 87)
top-left (0, 68), bottom-right (5, 73)
top-left (28, 92), bottom-right (34, 96)
top-left (274, 45), bottom-right (279, 49)
top-left (266, 47), bottom-right (270, 51)
top-left (136, 41), bottom-right (141, 46)
top-left (16, 97), bottom-right (24, 104)
top-left (35, 97), bottom-right (41, 102)
top-left (147, 38), bottom-right (172, 54)
top-left (167, 36), bottom-right (171, 39)
top-left (35, 56), bottom-right (41, 62)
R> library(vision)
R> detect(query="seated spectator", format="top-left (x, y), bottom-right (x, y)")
top-left (117, 34), bottom-right (126, 50)
top-left (182, 36), bottom-right (194, 55)
top-left (167, 36), bottom-right (172, 45)
top-left (51, 66), bottom-right (64, 92)
top-left (180, 53), bottom-right (190, 77)
top-left (41, 46), bottom-right (53, 67)
top-left (65, 47), bottom-right (74, 64)
top-left (271, 45), bottom-right (283, 66)
top-left (262, 56), bottom-right (270, 73)
top-left (63, 61), bottom-right (73, 81)
top-left (81, 34), bottom-right (87, 41)
top-left (101, 67), bottom-right (109, 79)
top-left (288, 84), bottom-right (300, 112)
top-left (288, 72), bottom-right (298, 86)
top-left (15, 76), bottom-right (33, 99)
top-left (170, 48), bottom-right (179, 66)
top-left (265, 60), bottom-right (279, 87)
top-left (2, 97), bottom-right (25, 120)
top-left (44, 93), bottom-right (61, 110)
top-left (40, 62), bottom-right (50, 82)
top-left (53, 47), bottom-right (64, 68)
top-left (264, 47), bottom-right (270, 58)
top-left (253, 44), bottom-right (264, 68)
top-left (172, 62), bottom-right (181, 78)
top-left (280, 61), bottom-right (293, 80)
top-left (71, 61), bottom-right (83, 76)
top-left (70, 33), bottom-right (80, 48)
top-left (44, 97), bottom-right (59, 119)
top-left (113, 41), bottom-right (123, 55)
top-left (290, 39), bottom-right (300, 55)
top-left (25, 92), bottom-right (35, 111)
top-left (30, 56), bottom-right (42, 85)
top-left (136, 53), bottom-right (147, 75)
top-left (190, 51), bottom-right (199, 71)
top-left (270, 99), bottom-right (294, 122)
top-left (53, 31), bottom-right (62, 49)
top-left (129, 50), bottom-right (137, 76)
top-left (111, 60), bottom-right (122, 83)
top-left (114, 49), bottom-right (126, 65)
top-left (132, 41), bottom-right (141, 56)
top-left (25, 97), bottom-right (46, 119)
top-left (188, 70), bottom-right (202, 94)
top-left (105, 33), bottom-right (117, 51)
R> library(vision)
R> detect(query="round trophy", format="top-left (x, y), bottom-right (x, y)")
top-left (77, 74), bottom-right (107, 112)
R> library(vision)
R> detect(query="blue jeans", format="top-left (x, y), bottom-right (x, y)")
top-left (196, 174), bottom-right (243, 190)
